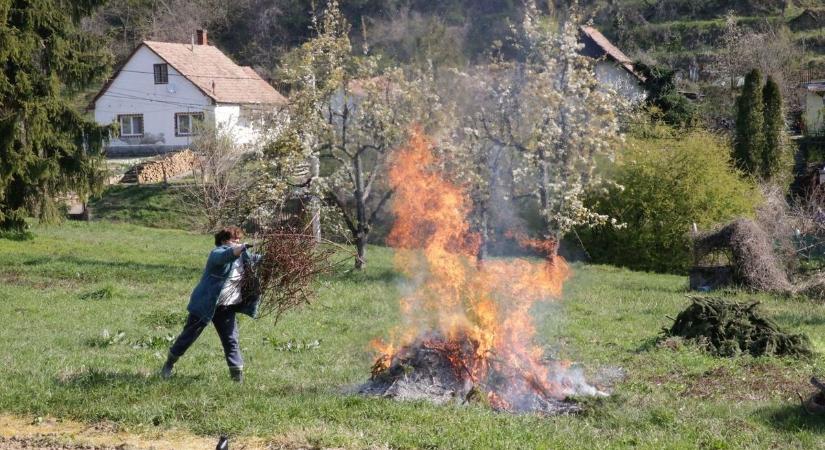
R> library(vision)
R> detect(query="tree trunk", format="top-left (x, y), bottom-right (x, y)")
top-left (547, 231), bottom-right (561, 260)
top-left (476, 209), bottom-right (489, 264)
top-left (355, 235), bottom-right (366, 269)
top-left (309, 155), bottom-right (321, 242)
top-left (536, 147), bottom-right (552, 238)
top-left (353, 151), bottom-right (368, 270)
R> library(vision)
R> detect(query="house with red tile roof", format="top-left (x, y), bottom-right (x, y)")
top-left (90, 30), bottom-right (286, 156)
top-left (579, 25), bottom-right (646, 103)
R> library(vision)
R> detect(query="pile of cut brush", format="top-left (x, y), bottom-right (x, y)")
top-left (664, 296), bottom-right (812, 357)
top-left (359, 333), bottom-right (604, 415)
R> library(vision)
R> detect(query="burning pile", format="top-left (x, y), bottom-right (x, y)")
top-left (360, 131), bottom-right (607, 414)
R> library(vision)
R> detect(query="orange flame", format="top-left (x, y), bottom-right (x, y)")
top-left (377, 129), bottom-right (573, 401)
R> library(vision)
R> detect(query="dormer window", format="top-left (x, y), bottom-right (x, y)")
top-left (154, 63), bottom-right (168, 84)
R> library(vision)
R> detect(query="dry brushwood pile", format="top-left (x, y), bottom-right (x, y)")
top-left (693, 218), bottom-right (825, 298)
top-left (360, 333), bottom-right (602, 415)
top-left (119, 149), bottom-right (197, 184)
top-left (665, 297), bottom-right (812, 357)
top-left (693, 219), bottom-right (792, 293)
top-left (239, 226), bottom-right (338, 323)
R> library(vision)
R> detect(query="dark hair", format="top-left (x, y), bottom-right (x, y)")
top-left (214, 226), bottom-right (244, 246)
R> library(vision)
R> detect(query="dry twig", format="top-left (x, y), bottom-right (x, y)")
top-left (240, 223), bottom-right (350, 324)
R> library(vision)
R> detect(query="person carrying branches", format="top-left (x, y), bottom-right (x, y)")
top-left (161, 226), bottom-right (259, 382)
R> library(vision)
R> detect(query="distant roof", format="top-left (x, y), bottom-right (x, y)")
top-left (790, 9), bottom-right (825, 34)
top-left (790, 9), bottom-right (825, 27)
top-left (92, 41), bottom-right (286, 107)
top-left (579, 25), bottom-right (645, 82)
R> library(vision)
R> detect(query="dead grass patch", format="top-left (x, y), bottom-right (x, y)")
top-left (0, 414), bottom-right (247, 450)
top-left (680, 363), bottom-right (808, 402)
top-left (0, 272), bottom-right (78, 291)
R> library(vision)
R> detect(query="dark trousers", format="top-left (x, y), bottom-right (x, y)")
top-left (169, 305), bottom-right (244, 369)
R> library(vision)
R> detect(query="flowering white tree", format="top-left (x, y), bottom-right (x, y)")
top-left (432, 68), bottom-right (513, 261)
top-left (473, 1), bottom-right (625, 253)
top-left (266, 0), bottom-right (434, 269)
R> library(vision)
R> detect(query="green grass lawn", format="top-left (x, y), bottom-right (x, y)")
top-left (3, 221), bottom-right (825, 448)
top-left (88, 184), bottom-right (195, 230)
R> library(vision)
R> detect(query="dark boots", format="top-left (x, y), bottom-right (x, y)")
top-left (162, 353), bottom-right (243, 382)
top-left (160, 353), bottom-right (178, 379)
top-left (229, 367), bottom-right (243, 383)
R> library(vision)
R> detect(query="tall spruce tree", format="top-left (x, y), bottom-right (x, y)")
top-left (734, 69), bottom-right (765, 176)
top-left (0, 1), bottom-right (111, 232)
top-left (762, 76), bottom-right (784, 180)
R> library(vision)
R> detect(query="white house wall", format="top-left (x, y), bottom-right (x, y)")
top-left (802, 90), bottom-right (825, 135)
top-left (594, 61), bottom-right (646, 104)
top-left (214, 104), bottom-right (262, 146)
top-left (94, 45), bottom-right (215, 154)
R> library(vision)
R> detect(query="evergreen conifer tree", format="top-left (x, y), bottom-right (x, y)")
top-left (0, 1), bottom-right (111, 232)
top-left (734, 69), bottom-right (765, 176)
top-left (762, 76), bottom-right (784, 180)
top-left (634, 62), bottom-right (697, 128)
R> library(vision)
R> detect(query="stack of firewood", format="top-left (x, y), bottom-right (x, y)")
top-left (120, 149), bottom-right (197, 184)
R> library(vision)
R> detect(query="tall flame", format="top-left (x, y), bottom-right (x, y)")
top-left (378, 129), bottom-right (576, 407)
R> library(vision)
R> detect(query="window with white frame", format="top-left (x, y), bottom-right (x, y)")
top-left (175, 112), bottom-right (204, 136)
top-left (117, 114), bottom-right (144, 137)
top-left (154, 63), bottom-right (168, 84)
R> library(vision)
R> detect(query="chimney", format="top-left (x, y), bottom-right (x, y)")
top-left (196, 29), bottom-right (207, 46)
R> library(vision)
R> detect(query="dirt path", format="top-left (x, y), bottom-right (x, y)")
top-left (0, 415), bottom-right (289, 450)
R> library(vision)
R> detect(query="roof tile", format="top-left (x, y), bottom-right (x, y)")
top-left (143, 41), bottom-right (286, 105)
top-left (579, 26), bottom-right (644, 82)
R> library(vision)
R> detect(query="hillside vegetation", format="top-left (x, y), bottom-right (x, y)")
top-left (592, 0), bottom-right (825, 75)
top-left (84, 0), bottom-right (825, 74)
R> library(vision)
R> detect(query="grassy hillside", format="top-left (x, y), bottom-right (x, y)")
top-left (88, 184), bottom-right (194, 231)
top-left (2, 221), bottom-right (825, 447)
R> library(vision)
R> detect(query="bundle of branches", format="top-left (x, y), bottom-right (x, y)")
top-left (240, 225), bottom-right (339, 324)
top-left (664, 296), bottom-right (812, 357)
top-left (693, 219), bottom-right (792, 293)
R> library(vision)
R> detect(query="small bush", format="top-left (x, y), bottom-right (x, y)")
top-left (79, 284), bottom-right (116, 300)
top-left (579, 127), bottom-right (760, 273)
top-left (130, 334), bottom-right (175, 349)
top-left (85, 329), bottom-right (126, 348)
top-left (140, 310), bottom-right (187, 328)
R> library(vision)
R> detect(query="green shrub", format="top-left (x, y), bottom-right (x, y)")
top-left (579, 128), bottom-right (760, 273)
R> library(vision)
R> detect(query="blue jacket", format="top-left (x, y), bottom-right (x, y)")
top-left (188, 245), bottom-right (261, 322)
